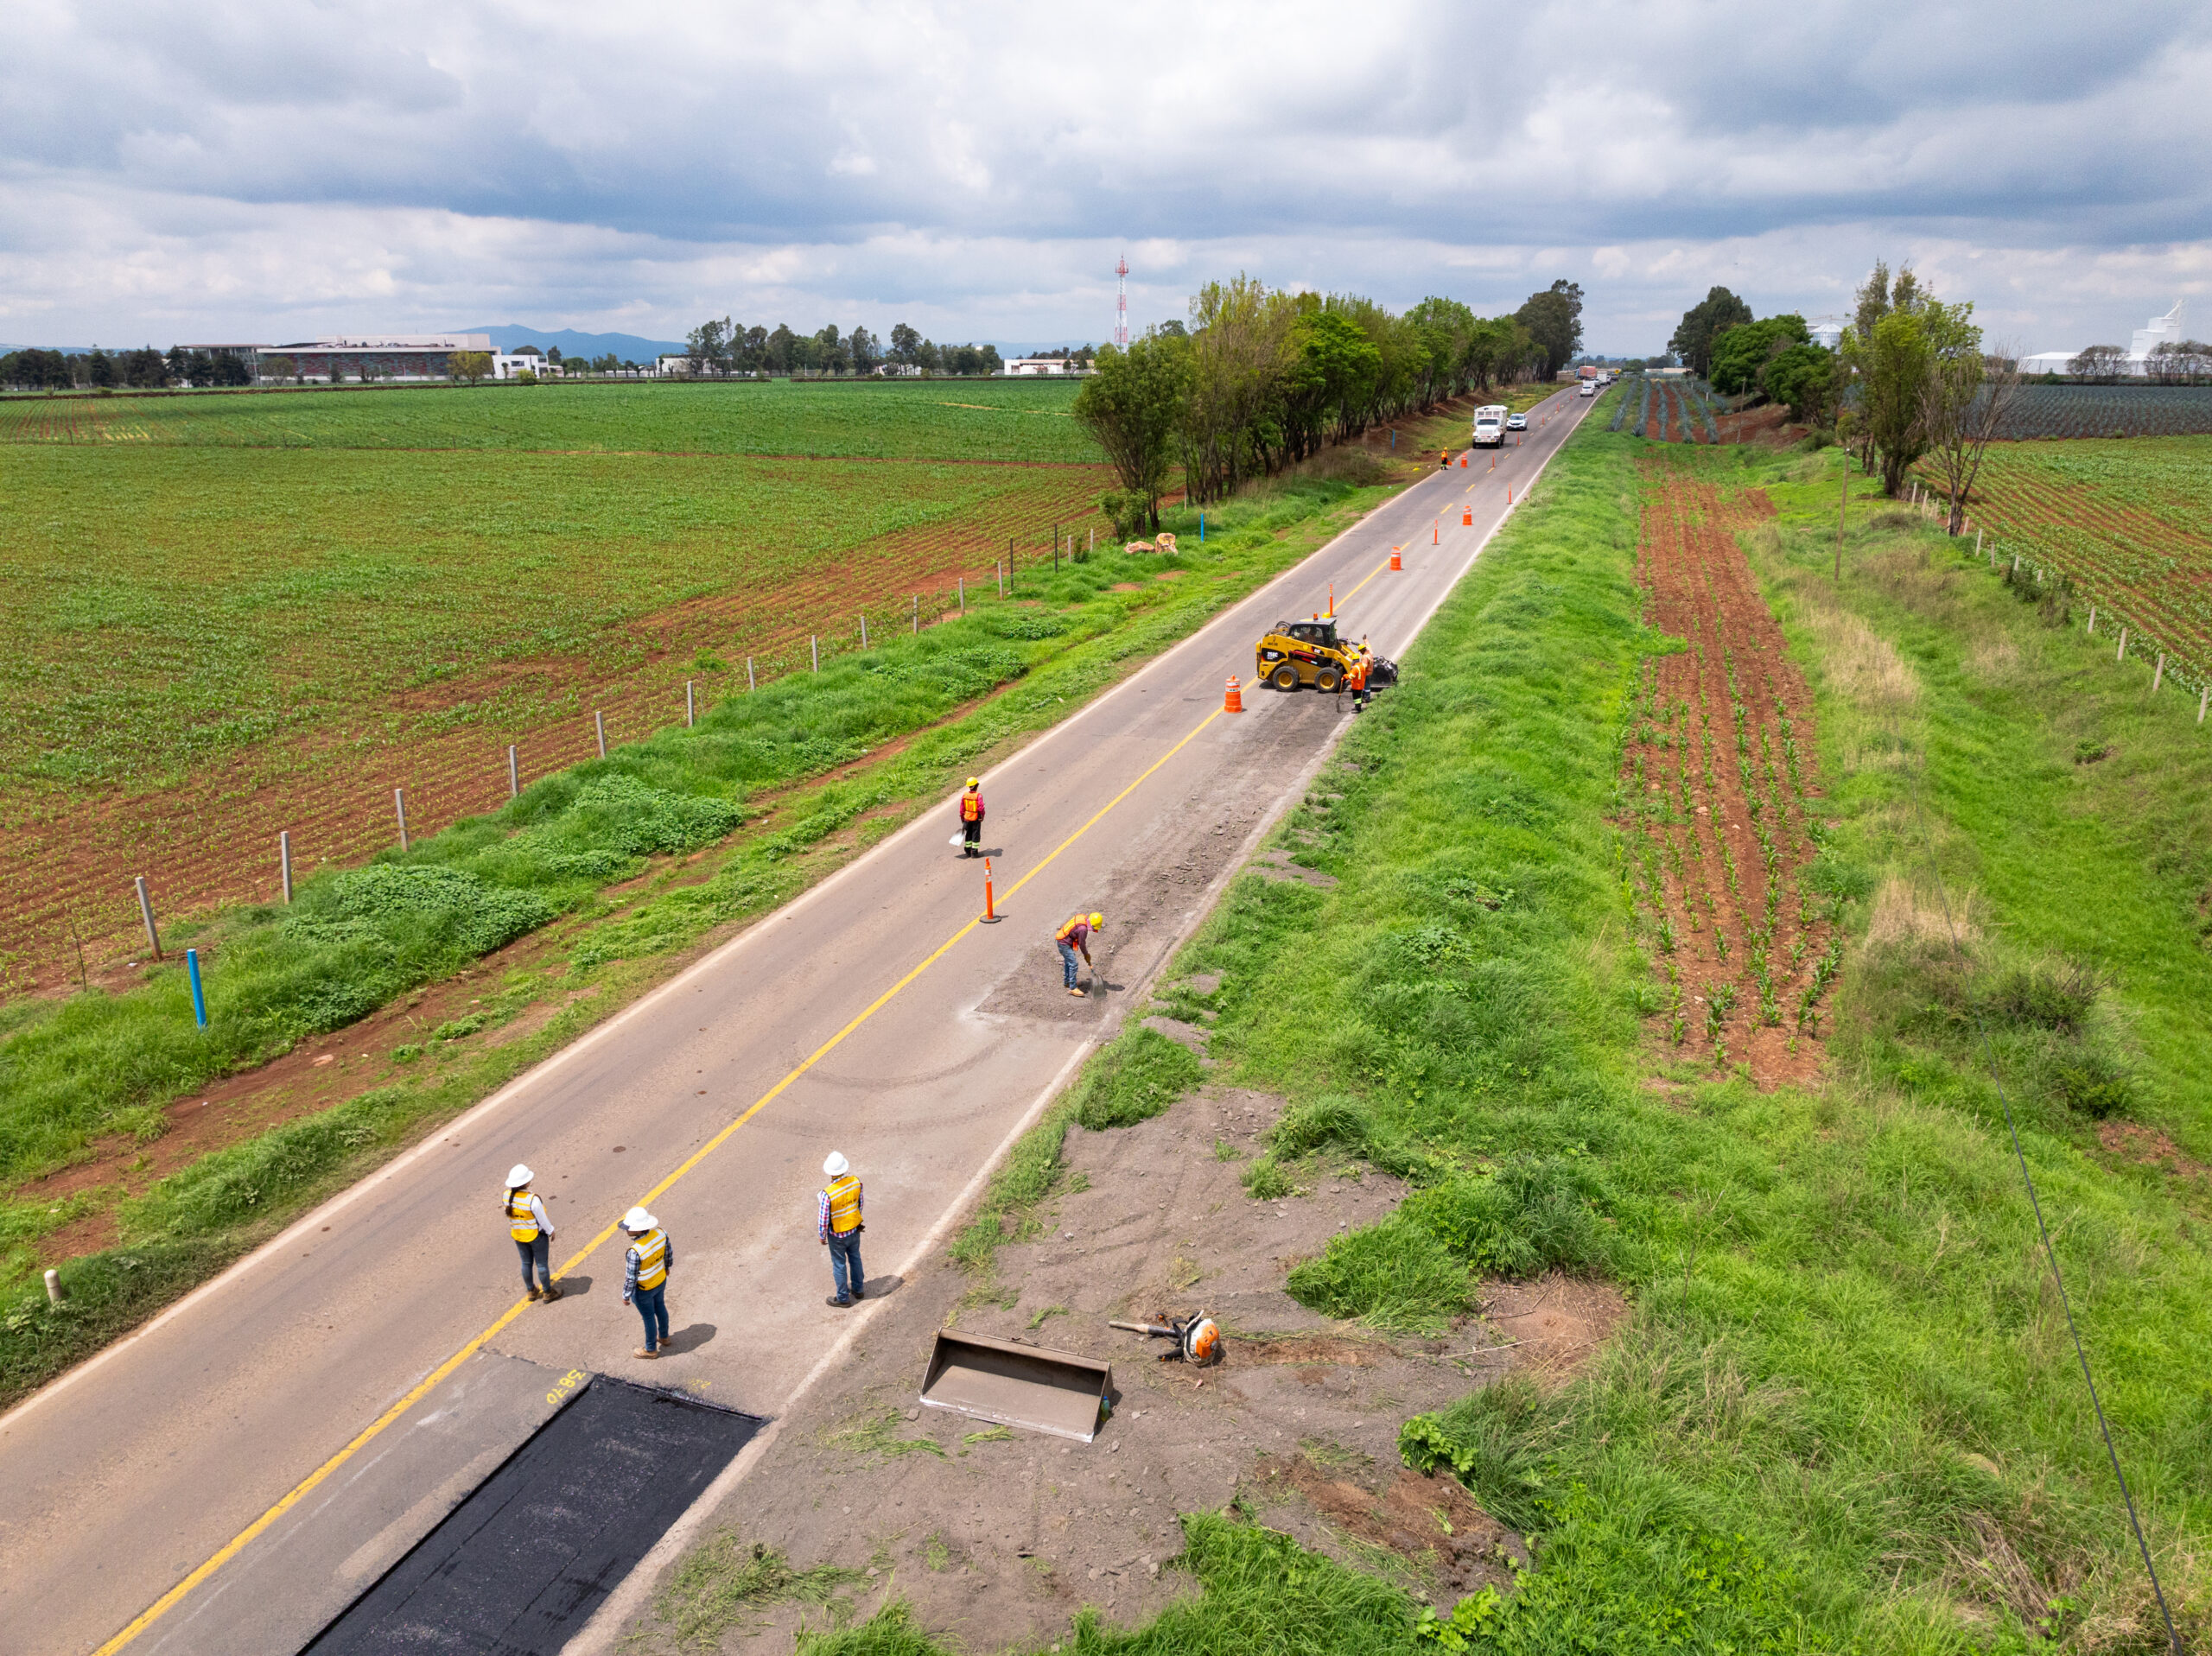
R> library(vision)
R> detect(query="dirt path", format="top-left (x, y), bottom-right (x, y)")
top-left (1618, 463), bottom-right (1840, 1085)
top-left (615, 1071), bottom-right (1623, 1653)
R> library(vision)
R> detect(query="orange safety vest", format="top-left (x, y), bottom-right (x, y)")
top-left (1055, 914), bottom-right (1090, 945)
top-left (506, 1190), bottom-right (540, 1243)
top-left (960, 793), bottom-right (984, 822)
top-left (824, 1174), bottom-right (863, 1234)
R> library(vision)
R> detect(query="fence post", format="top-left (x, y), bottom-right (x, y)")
top-left (748, 657), bottom-right (756, 692)
top-left (595, 710), bottom-right (607, 758)
top-left (187, 948), bottom-right (207, 1029)
top-left (508, 745), bottom-right (519, 797)
top-left (280, 830), bottom-right (293, 904)
top-left (2200, 684), bottom-right (2209, 725)
top-left (134, 874), bottom-right (162, 960)
top-left (997, 560), bottom-right (1004, 598)
top-left (2153, 652), bottom-right (2165, 694)
top-left (2117, 627), bottom-right (2127, 663)
top-left (394, 787), bottom-right (410, 851)
top-left (861, 614), bottom-right (868, 648)
top-left (958, 578), bottom-right (965, 614)
top-left (687, 680), bottom-right (695, 726)
top-left (912, 593), bottom-right (919, 634)
top-left (1975, 527), bottom-right (1984, 557)
top-left (812, 636), bottom-right (819, 672)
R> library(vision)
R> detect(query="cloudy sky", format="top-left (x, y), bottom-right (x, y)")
top-left (4, 0), bottom-right (2209, 355)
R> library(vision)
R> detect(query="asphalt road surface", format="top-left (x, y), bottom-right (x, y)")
top-left (0, 386), bottom-right (1595, 1656)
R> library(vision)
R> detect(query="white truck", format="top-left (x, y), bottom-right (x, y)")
top-left (1471, 403), bottom-right (1509, 446)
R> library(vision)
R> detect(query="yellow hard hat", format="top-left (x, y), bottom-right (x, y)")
top-left (1090, 912), bottom-right (1104, 928)
top-left (966, 777), bottom-right (980, 789)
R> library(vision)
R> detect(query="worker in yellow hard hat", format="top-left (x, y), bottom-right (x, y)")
top-left (1054, 910), bottom-right (1103, 997)
top-left (957, 777), bottom-right (986, 858)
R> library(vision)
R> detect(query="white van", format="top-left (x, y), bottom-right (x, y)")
top-left (1471, 404), bottom-right (1509, 446)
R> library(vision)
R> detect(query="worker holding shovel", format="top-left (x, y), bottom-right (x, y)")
top-left (1054, 910), bottom-right (1103, 997)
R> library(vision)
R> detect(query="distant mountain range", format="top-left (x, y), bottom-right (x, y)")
top-left (461, 325), bottom-right (688, 360)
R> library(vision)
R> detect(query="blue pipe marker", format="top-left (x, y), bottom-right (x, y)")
top-left (187, 948), bottom-right (207, 1029)
top-left (1199, 512), bottom-right (1205, 543)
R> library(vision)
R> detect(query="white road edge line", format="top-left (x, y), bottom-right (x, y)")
top-left (0, 406), bottom-right (1514, 1439)
top-left (558, 389), bottom-right (1595, 1654)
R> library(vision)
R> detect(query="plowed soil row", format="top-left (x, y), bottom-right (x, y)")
top-left (3, 475), bottom-right (1111, 993)
top-left (1620, 464), bottom-right (1836, 1087)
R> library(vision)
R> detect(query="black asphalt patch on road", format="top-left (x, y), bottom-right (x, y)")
top-left (302, 1377), bottom-right (761, 1655)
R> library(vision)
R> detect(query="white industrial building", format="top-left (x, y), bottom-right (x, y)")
top-left (245, 333), bottom-right (494, 380)
top-left (1002, 357), bottom-right (1085, 376)
top-left (2019, 301), bottom-right (2187, 376)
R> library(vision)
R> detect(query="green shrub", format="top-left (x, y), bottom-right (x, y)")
top-left (1400, 1155), bottom-right (1611, 1278)
top-left (1285, 1215), bottom-right (1468, 1332)
top-left (1072, 1026), bottom-right (1203, 1131)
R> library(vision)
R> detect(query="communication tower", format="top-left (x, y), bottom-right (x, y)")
top-left (1115, 255), bottom-right (1129, 348)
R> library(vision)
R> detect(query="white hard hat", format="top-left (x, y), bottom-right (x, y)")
top-left (507, 1164), bottom-right (533, 1188)
top-left (823, 1152), bottom-right (849, 1178)
top-left (623, 1206), bottom-right (655, 1231)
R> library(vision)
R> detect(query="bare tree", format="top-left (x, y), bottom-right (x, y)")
top-left (2067, 344), bottom-right (2126, 381)
top-left (1922, 324), bottom-right (2020, 536)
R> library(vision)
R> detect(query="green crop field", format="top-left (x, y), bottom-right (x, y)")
top-left (0, 376), bottom-right (1102, 463)
top-left (1951, 436), bottom-right (2212, 682)
top-left (0, 378), bottom-right (1114, 990)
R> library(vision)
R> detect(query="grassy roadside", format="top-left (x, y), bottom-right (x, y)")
top-left (0, 457), bottom-right (1410, 1408)
top-left (810, 422), bottom-right (2209, 1653)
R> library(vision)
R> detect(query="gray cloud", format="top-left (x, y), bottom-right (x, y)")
top-left (3, 0), bottom-right (2209, 353)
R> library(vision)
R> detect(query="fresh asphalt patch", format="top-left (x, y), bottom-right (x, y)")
top-left (302, 1378), bottom-right (762, 1656)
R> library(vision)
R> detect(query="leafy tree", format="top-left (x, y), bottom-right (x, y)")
top-left (1708, 314), bottom-right (1809, 397)
top-left (1669, 287), bottom-right (1752, 378)
top-left (448, 351), bottom-right (493, 384)
top-left (1073, 330), bottom-right (1192, 534)
top-left (849, 325), bottom-right (879, 374)
top-left (764, 324), bottom-right (798, 373)
top-left (1761, 343), bottom-right (1836, 425)
top-left (1851, 308), bottom-right (1935, 498)
top-left (263, 355), bottom-right (296, 383)
top-left (888, 323), bottom-right (921, 365)
top-left (684, 319), bottom-right (730, 376)
top-left (1917, 301), bottom-right (2016, 535)
top-left (2067, 344), bottom-right (2126, 381)
top-left (1515, 280), bottom-right (1584, 379)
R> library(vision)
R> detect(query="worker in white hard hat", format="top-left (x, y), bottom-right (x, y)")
top-left (621, 1206), bottom-right (674, 1358)
top-left (818, 1152), bottom-right (866, 1308)
top-left (503, 1164), bottom-right (560, 1303)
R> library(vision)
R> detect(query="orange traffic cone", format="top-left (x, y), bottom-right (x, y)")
top-left (1507, 485), bottom-right (1514, 504)
top-left (1224, 675), bottom-right (1243, 713)
top-left (1389, 547), bottom-right (1402, 571)
top-left (982, 857), bottom-right (999, 923)
top-left (1433, 519), bottom-right (1439, 544)
top-left (1462, 506), bottom-right (1472, 526)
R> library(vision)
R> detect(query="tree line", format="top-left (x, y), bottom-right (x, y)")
top-left (0, 346), bottom-right (254, 391)
top-left (2066, 339), bottom-right (2212, 383)
top-left (681, 319), bottom-right (1004, 378)
top-left (1071, 276), bottom-right (1583, 530)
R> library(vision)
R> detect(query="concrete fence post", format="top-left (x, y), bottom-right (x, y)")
top-left (958, 578), bottom-right (965, 614)
top-left (280, 830), bottom-right (293, 904)
top-left (2153, 653), bottom-right (2165, 694)
top-left (687, 680), bottom-right (695, 726)
top-left (45, 1269), bottom-right (63, 1305)
top-left (595, 710), bottom-right (607, 758)
top-left (912, 593), bottom-right (919, 634)
top-left (1975, 527), bottom-right (1984, 557)
top-left (2200, 684), bottom-right (2209, 725)
top-left (811, 636), bottom-right (819, 672)
top-left (134, 874), bottom-right (162, 960)
top-left (860, 614), bottom-right (868, 648)
top-left (997, 561), bottom-right (1004, 598)
top-left (747, 657), bottom-right (756, 692)
top-left (2117, 627), bottom-right (2127, 663)
top-left (508, 745), bottom-right (519, 797)
top-left (2087, 606), bottom-right (2095, 634)
top-left (394, 787), bottom-right (410, 851)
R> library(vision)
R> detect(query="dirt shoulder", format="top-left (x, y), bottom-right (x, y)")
top-left (617, 1073), bottom-right (1623, 1653)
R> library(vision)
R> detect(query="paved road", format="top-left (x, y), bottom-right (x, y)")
top-left (0, 387), bottom-right (1594, 1656)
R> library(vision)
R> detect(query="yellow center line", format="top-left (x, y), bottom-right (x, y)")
top-left (96, 700), bottom-right (1230, 1656)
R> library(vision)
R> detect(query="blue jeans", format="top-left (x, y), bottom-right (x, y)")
top-left (632, 1283), bottom-right (669, 1351)
top-left (516, 1235), bottom-right (551, 1293)
top-left (1058, 938), bottom-right (1080, 987)
top-left (828, 1229), bottom-right (864, 1302)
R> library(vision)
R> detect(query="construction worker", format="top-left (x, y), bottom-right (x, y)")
top-left (621, 1206), bottom-right (672, 1358)
top-left (1054, 910), bottom-right (1103, 997)
top-left (1347, 644), bottom-right (1370, 713)
top-left (504, 1164), bottom-right (560, 1303)
top-left (1439, 448), bottom-right (1451, 469)
top-left (819, 1152), bottom-right (866, 1307)
top-left (957, 777), bottom-right (986, 857)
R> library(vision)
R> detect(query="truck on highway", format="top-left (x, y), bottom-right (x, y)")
top-left (1471, 404), bottom-right (1508, 446)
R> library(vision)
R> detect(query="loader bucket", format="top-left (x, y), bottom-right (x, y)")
top-left (918, 1329), bottom-right (1113, 1443)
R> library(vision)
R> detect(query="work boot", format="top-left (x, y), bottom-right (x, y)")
top-left (634, 1347), bottom-right (658, 1359)
top-left (852, 1285), bottom-right (866, 1302)
top-left (526, 1287), bottom-right (542, 1302)
top-left (540, 1286), bottom-right (562, 1303)
top-left (1069, 987), bottom-right (1087, 997)
top-left (827, 1294), bottom-right (854, 1309)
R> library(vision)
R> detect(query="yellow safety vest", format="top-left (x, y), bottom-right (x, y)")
top-left (506, 1191), bottom-right (540, 1243)
top-left (630, 1228), bottom-right (669, 1291)
top-left (825, 1174), bottom-right (862, 1235)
